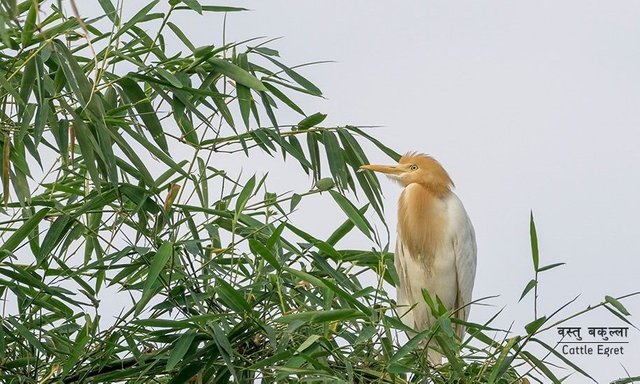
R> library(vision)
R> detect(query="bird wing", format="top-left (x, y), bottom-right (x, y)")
top-left (448, 194), bottom-right (477, 335)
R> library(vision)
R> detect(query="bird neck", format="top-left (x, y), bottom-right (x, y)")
top-left (397, 183), bottom-right (450, 264)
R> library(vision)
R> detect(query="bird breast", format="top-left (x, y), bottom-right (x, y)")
top-left (397, 183), bottom-right (449, 268)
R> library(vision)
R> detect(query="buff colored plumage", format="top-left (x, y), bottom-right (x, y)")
top-left (361, 153), bottom-right (477, 363)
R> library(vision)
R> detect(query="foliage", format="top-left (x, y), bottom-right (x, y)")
top-left (0, 1), bottom-right (636, 383)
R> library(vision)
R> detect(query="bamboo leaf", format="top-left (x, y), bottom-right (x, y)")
top-left (136, 241), bottom-right (174, 315)
top-left (519, 279), bottom-right (537, 302)
top-left (297, 112), bottom-right (326, 130)
top-left (166, 330), bottom-right (197, 370)
top-left (209, 57), bottom-right (267, 91)
top-left (328, 190), bottom-right (371, 239)
top-left (530, 211), bottom-right (539, 271)
top-left (0, 208), bottom-right (50, 255)
top-left (605, 295), bottom-right (631, 316)
top-left (119, 77), bottom-right (169, 152)
top-left (276, 309), bottom-right (362, 324)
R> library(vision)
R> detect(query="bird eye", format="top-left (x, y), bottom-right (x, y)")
top-left (409, 164), bottom-right (418, 171)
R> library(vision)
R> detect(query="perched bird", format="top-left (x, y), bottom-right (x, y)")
top-left (360, 153), bottom-right (477, 363)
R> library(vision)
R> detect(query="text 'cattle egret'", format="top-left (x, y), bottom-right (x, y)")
top-left (361, 153), bottom-right (477, 363)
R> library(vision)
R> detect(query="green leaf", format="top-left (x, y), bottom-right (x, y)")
top-left (97, 0), bottom-right (120, 24)
top-left (62, 318), bottom-right (91, 377)
top-left (349, 126), bottom-right (401, 161)
top-left (209, 57), bottom-right (267, 91)
top-left (0, 208), bottom-right (50, 254)
top-left (112, 0), bottom-right (159, 41)
top-left (329, 190), bottom-right (370, 239)
top-left (519, 279), bottom-right (537, 302)
top-left (249, 239), bottom-right (280, 270)
top-left (179, 0), bottom-right (202, 14)
top-left (235, 175), bottom-right (255, 214)
top-left (21, 2), bottom-right (37, 48)
top-left (605, 295), bottom-right (631, 316)
top-left (296, 334), bottom-right (321, 353)
top-left (166, 330), bottom-right (197, 370)
top-left (7, 317), bottom-right (47, 355)
top-left (521, 351), bottom-right (561, 383)
top-left (315, 177), bottom-right (335, 191)
top-left (531, 337), bottom-right (597, 382)
top-left (323, 130), bottom-right (348, 190)
top-left (71, 115), bottom-right (102, 189)
top-left (389, 329), bottom-right (431, 365)
top-left (290, 193), bottom-right (301, 211)
top-left (215, 278), bottom-right (252, 314)
top-left (297, 112), bottom-right (327, 130)
top-left (39, 214), bottom-right (73, 265)
top-left (263, 83), bottom-right (304, 115)
top-left (259, 55), bottom-right (322, 96)
top-left (236, 53), bottom-right (252, 129)
top-left (530, 211), bottom-right (539, 271)
top-left (136, 242), bottom-right (173, 315)
top-left (276, 309), bottom-right (362, 324)
top-left (524, 316), bottom-right (547, 335)
top-left (537, 262), bottom-right (565, 272)
top-left (167, 21), bottom-right (195, 52)
top-left (118, 77), bottom-right (169, 152)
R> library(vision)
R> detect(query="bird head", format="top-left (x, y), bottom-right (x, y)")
top-left (360, 152), bottom-right (454, 194)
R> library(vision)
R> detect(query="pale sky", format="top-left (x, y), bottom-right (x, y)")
top-left (77, 1), bottom-right (640, 382)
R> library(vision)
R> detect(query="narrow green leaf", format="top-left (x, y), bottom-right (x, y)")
top-left (296, 334), bottom-right (321, 353)
top-left (215, 278), bottom-right (252, 314)
top-left (389, 329), bottom-right (431, 365)
top-left (167, 21), bottom-right (195, 52)
top-left (7, 317), bottom-right (47, 355)
top-left (97, 0), bottom-right (120, 24)
top-left (519, 279), bottom-right (537, 302)
top-left (263, 83), bottom-right (304, 116)
top-left (0, 208), bottom-right (50, 254)
top-left (180, 0), bottom-right (202, 14)
top-left (326, 205), bottom-right (368, 246)
top-left (524, 316), bottom-right (547, 335)
top-left (119, 77), bottom-right (168, 152)
top-left (349, 126), bottom-right (401, 161)
top-left (297, 112), bottom-right (327, 130)
top-left (290, 193), bottom-right (301, 211)
top-left (530, 211), bottom-right (539, 271)
top-left (521, 351), bottom-right (561, 383)
top-left (537, 262), bottom-right (565, 272)
top-left (209, 57), bottom-right (267, 91)
top-left (249, 239), bottom-right (280, 270)
top-left (236, 55), bottom-right (252, 129)
top-left (112, 0), bottom-right (159, 41)
top-left (605, 295), bottom-right (631, 316)
top-left (39, 214), bottom-right (73, 265)
top-left (323, 130), bottom-right (348, 190)
top-left (531, 337), bottom-right (597, 382)
top-left (72, 115), bottom-right (102, 190)
top-left (235, 175), bottom-right (255, 214)
top-left (136, 242), bottom-right (173, 315)
top-left (166, 330), bottom-right (197, 370)
top-left (21, 2), bottom-right (37, 48)
top-left (62, 319), bottom-right (91, 377)
top-left (329, 190), bottom-right (370, 239)
top-left (259, 55), bottom-right (322, 96)
top-left (276, 309), bottom-right (362, 324)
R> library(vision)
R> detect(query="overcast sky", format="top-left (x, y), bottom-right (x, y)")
top-left (78, 1), bottom-right (640, 381)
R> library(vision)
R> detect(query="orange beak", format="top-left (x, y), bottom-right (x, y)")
top-left (359, 164), bottom-right (403, 175)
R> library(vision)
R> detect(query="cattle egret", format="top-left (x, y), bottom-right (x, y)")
top-left (360, 153), bottom-right (477, 363)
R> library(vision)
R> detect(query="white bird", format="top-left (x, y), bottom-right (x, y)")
top-left (361, 152), bottom-right (477, 363)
